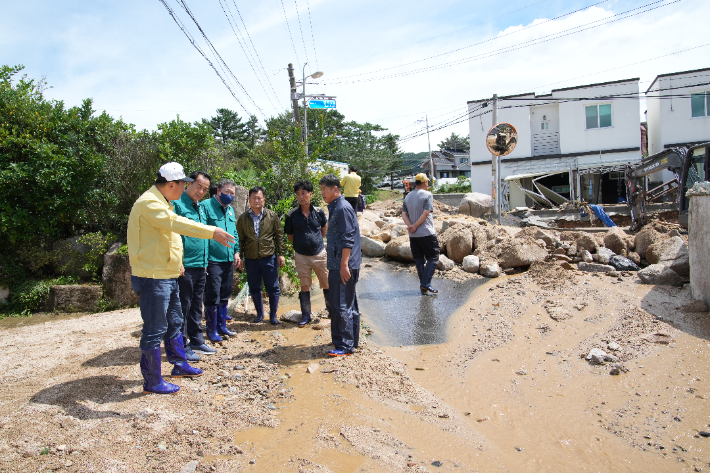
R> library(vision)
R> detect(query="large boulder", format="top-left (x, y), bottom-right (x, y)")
top-left (462, 255), bottom-right (480, 273)
top-left (459, 193), bottom-right (493, 218)
top-left (47, 285), bottom-right (102, 312)
top-left (603, 227), bottom-right (630, 256)
top-left (609, 255), bottom-right (640, 272)
top-left (440, 225), bottom-right (473, 263)
top-left (497, 238), bottom-right (548, 268)
top-left (230, 185), bottom-right (249, 216)
top-left (102, 242), bottom-right (138, 307)
top-left (361, 236), bottom-right (386, 257)
top-left (596, 247), bottom-right (616, 264)
top-left (390, 225), bottom-right (409, 239)
top-left (480, 262), bottom-right (501, 278)
top-left (577, 262), bottom-right (615, 273)
top-left (385, 236), bottom-right (414, 262)
top-left (370, 230), bottom-right (392, 243)
top-left (638, 264), bottom-right (685, 287)
top-left (358, 218), bottom-right (381, 237)
top-left (437, 255), bottom-right (455, 271)
top-left (634, 227), bottom-right (666, 260)
top-left (646, 236), bottom-right (689, 277)
top-left (575, 234), bottom-right (598, 253)
top-left (54, 235), bottom-right (111, 280)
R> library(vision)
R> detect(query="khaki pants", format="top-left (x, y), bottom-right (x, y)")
top-left (294, 249), bottom-right (329, 291)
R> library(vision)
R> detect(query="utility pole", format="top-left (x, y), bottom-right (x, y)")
top-left (426, 114), bottom-right (433, 184)
top-left (491, 94), bottom-right (499, 222)
top-left (287, 63), bottom-right (301, 129)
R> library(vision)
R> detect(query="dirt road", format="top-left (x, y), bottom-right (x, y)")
top-left (0, 261), bottom-right (708, 472)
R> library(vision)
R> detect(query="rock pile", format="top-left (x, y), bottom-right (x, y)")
top-left (360, 200), bottom-right (689, 284)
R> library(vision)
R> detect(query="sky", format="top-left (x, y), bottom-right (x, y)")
top-left (1, 0), bottom-right (708, 153)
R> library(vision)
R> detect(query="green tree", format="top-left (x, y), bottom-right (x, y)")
top-left (201, 108), bottom-right (248, 144)
top-left (0, 65), bottom-right (121, 244)
top-left (438, 132), bottom-right (470, 151)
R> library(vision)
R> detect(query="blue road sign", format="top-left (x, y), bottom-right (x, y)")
top-left (308, 99), bottom-right (336, 109)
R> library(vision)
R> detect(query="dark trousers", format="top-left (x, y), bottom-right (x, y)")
top-left (178, 267), bottom-right (206, 346)
top-left (345, 197), bottom-right (358, 212)
top-left (328, 268), bottom-right (360, 353)
top-left (205, 261), bottom-right (234, 306)
top-left (245, 254), bottom-right (281, 296)
top-left (130, 277), bottom-right (182, 350)
top-left (409, 235), bottom-right (440, 287)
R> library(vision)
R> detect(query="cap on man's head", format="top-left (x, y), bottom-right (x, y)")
top-left (159, 162), bottom-right (194, 182)
top-left (414, 173), bottom-right (428, 184)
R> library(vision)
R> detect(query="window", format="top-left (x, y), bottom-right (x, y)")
top-left (691, 91), bottom-right (710, 117)
top-left (440, 171), bottom-right (450, 178)
top-left (540, 122), bottom-right (549, 130)
top-left (586, 104), bottom-right (612, 129)
top-left (460, 157), bottom-right (469, 163)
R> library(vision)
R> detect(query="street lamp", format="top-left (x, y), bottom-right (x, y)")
top-left (302, 63), bottom-right (323, 158)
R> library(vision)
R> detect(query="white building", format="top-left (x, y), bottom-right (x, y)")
top-left (467, 78), bottom-right (642, 208)
top-left (645, 67), bottom-right (710, 155)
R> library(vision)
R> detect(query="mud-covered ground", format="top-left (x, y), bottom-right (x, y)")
top-left (0, 260), bottom-right (709, 472)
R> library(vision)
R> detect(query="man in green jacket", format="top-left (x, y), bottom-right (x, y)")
top-left (203, 179), bottom-right (241, 343)
top-left (236, 186), bottom-right (286, 324)
top-left (173, 170), bottom-right (217, 361)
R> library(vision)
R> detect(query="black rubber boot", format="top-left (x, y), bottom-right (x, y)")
top-left (298, 291), bottom-right (312, 327)
top-left (323, 289), bottom-right (331, 319)
top-left (268, 293), bottom-right (281, 325)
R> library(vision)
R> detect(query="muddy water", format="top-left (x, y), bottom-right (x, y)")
top-left (357, 262), bottom-right (487, 346)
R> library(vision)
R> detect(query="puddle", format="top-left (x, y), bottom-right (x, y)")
top-left (357, 261), bottom-right (487, 346)
top-left (0, 311), bottom-right (95, 329)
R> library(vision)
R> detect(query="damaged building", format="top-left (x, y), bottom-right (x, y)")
top-left (467, 78), bottom-right (643, 209)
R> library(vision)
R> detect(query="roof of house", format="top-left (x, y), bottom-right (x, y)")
top-left (466, 78), bottom-right (639, 104)
top-left (551, 77), bottom-right (638, 93)
top-left (645, 67), bottom-right (710, 94)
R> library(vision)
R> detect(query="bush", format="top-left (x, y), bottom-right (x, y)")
top-left (435, 176), bottom-right (471, 194)
top-left (7, 275), bottom-right (79, 315)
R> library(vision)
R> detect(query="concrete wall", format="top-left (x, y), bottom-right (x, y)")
top-left (432, 193), bottom-right (465, 208)
top-left (470, 161), bottom-right (492, 195)
top-left (646, 71), bottom-right (710, 154)
top-left (689, 194), bottom-right (710, 307)
top-left (555, 80), bottom-right (641, 154)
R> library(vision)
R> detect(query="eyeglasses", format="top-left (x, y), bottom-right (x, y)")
top-left (249, 196), bottom-right (264, 201)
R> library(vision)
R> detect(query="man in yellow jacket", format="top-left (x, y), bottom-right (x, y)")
top-left (128, 162), bottom-right (236, 395)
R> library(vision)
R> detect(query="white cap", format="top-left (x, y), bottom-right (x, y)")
top-left (158, 162), bottom-right (193, 182)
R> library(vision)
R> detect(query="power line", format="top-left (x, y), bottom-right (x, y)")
top-left (229, 0), bottom-right (285, 109)
top-left (218, 0), bottom-right (284, 112)
top-left (157, 0), bottom-right (252, 115)
top-left (292, 0), bottom-right (310, 65)
top-left (279, 0), bottom-right (301, 69)
top-left (173, 0), bottom-right (266, 118)
top-left (217, 0), bottom-right (279, 112)
top-left (331, 0), bottom-right (610, 81)
top-left (323, 0), bottom-right (550, 64)
top-left (329, 0), bottom-right (680, 84)
top-left (305, 0), bottom-right (319, 69)
top-left (508, 43), bottom-right (710, 96)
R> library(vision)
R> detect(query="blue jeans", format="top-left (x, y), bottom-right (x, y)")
top-left (178, 267), bottom-right (207, 345)
top-left (131, 276), bottom-right (183, 350)
top-left (328, 269), bottom-right (360, 353)
top-left (245, 255), bottom-right (281, 296)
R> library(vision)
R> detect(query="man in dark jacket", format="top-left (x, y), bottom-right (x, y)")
top-left (203, 179), bottom-right (241, 343)
top-left (284, 180), bottom-right (329, 327)
top-left (320, 174), bottom-right (361, 356)
top-left (236, 186), bottom-right (286, 324)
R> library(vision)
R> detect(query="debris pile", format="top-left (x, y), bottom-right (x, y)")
top-left (361, 201), bottom-right (689, 285)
